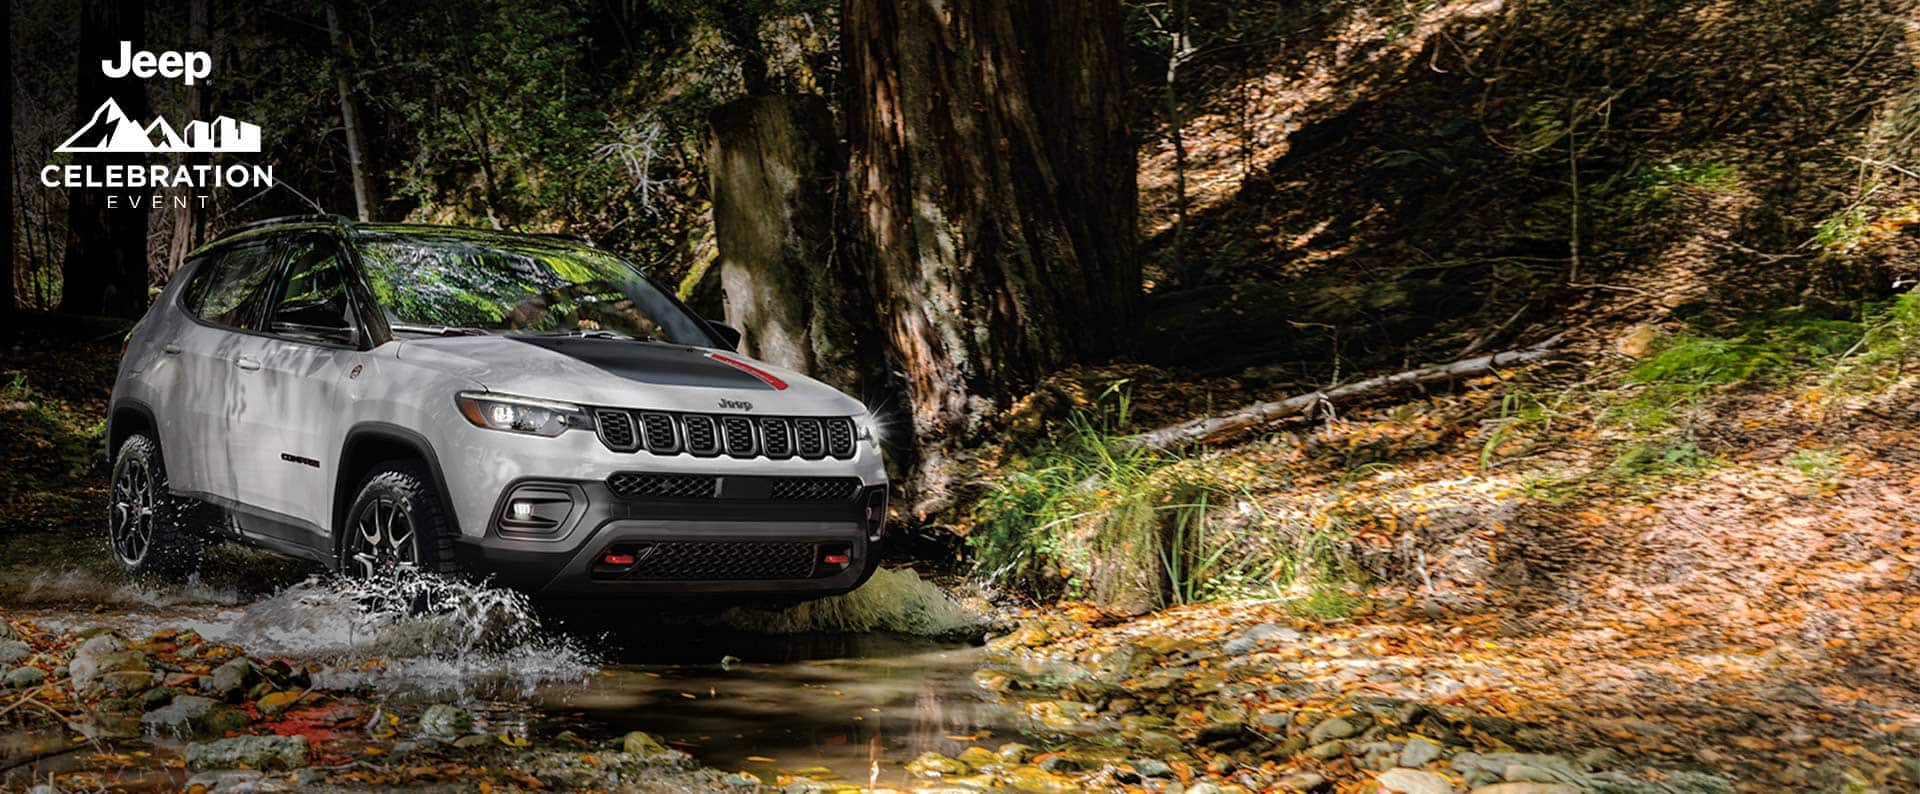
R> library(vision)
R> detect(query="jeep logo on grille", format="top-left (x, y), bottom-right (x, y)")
top-left (718, 398), bottom-right (753, 412)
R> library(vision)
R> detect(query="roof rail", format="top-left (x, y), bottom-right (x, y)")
top-left (231, 213), bottom-right (353, 232)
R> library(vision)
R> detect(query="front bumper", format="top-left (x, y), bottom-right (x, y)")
top-left (453, 478), bottom-right (883, 599)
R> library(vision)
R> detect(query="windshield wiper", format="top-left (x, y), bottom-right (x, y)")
top-left (391, 323), bottom-right (491, 337)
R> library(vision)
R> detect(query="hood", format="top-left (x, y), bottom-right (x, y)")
top-left (395, 336), bottom-right (866, 416)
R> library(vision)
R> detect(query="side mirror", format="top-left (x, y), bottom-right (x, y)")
top-left (706, 319), bottom-right (742, 350)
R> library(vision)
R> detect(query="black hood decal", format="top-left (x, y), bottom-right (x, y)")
top-left (508, 337), bottom-right (775, 391)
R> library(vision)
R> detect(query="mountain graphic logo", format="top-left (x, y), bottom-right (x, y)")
top-left (57, 98), bottom-right (260, 154)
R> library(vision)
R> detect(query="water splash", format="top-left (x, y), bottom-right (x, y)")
top-left (714, 568), bottom-right (985, 638)
top-left (2, 565), bottom-right (250, 607)
top-left (222, 570), bottom-right (595, 699)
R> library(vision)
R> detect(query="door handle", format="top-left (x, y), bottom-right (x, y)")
top-left (162, 344), bottom-right (181, 355)
top-left (234, 356), bottom-right (262, 371)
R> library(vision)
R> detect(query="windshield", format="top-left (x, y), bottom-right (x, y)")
top-left (353, 232), bottom-right (716, 345)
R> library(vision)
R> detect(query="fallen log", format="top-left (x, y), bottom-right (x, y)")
top-left (1121, 338), bottom-right (1565, 452)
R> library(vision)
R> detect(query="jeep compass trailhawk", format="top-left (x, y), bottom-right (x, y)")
top-left (106, 217), bottom-right (886, 599)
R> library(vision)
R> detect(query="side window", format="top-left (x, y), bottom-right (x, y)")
top-left (182, 243), bottom-right (279, 330)
top-left (268, 237), bottom-right (358, 345)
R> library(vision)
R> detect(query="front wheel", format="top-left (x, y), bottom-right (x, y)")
top-left (107, 434), bottom-right (205, 578)
top-left (339, 461), bottom-right (460, 579)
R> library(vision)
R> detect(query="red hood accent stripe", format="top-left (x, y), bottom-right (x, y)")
top-left (707, 353), bottom-right (788, 390)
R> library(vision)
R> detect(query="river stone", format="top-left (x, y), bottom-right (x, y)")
top-left (1026, 700), bottom-right (1096, 731)
top-left (906, 751), bottom-right (968, 777)
top-left (1006, 765), bottom-right (1076, 792)
top-left (956, 746), bottom-right (999, 771)
top-left (0, 639), bottom-right (31, 665)
top-left (1275, 771), bottom-right (1327, 791)
top-left (1453, 752), bottom-right (1581, 785)
top-left (1401, 736), bottom-right (1446, 767)
top-left (141, 686), bottom-right (178, 710)
top-left (203, 658), bottom-right (258, 701)
top-left (5, 666), bottom-right (47, 689)
top-left (454, 734), bottom-right (495, 750)
top-left (419, 704), bottom-right (472, 738)
top-left (1304, 740), bottom-right (1348, 759)
top-left (70, 643), bottom-right (149, 695)
top-left (996, 742), bottom-right (1035, 764)
top-left (181, 770), bottom-right (295, 793)
top-left (1135, 730), bottom-right (1183, 755)
top-left (257, 691), bottom-right (304, 716)
top-left (1468, 784), bottom-right (1581, 794)
top-left (1378, 768), bottom-right (1459, 794)
top-left (721, 771), bottom-right (761, 788)
top-left (1131, 759), bottom-right (1174, 778)
top-left (185, 735), bottom-right (309, 771)
top-left (1223, 623), bottom-right (1302, 655)
top-left (1309, 715), bottom-right (1361, 743)
top-left (97, 670), bottom-right (160, 696)
top-left (621, 730), bottom-right (670, 756)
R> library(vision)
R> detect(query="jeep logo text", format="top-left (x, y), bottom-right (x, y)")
top-left (102, 41), bottom-right (212, 86)
top-left (718, 399), bottom-right (753, 412)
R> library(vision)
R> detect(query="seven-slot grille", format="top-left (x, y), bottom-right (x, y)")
top-left (594, 410), bottom-right (858, 460)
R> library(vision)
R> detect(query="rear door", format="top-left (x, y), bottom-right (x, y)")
top-left (170, 241), bottom-right (283, 501)
top-left (225, 233), bottom-right (371, 542)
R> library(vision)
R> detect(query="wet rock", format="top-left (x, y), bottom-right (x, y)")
top-left (1468, 784), bottom-right (1581, 794)
top-left (1254, 710), bottom-right (1294, 734)
top-left (1223, 623), bottom-right (1302, 655)
top-left (1274, 771), bottom-right (1327, 791)
top-left (1378, 768), bottom-right (1459, 794)
top-left (1305, 740), bottom-right (1348, 760)
top-left (1184, 783), bottom-right (1228, 794)
top-left (0, 639), bottom-right (31, 665)
top-left (1309, 715), bottom-right (1361, 744)
top-left (1451, 752), bottom-right (1582, 787)
top-left (621, 730), bottom-right (670, 756)
top-left (1011, 624), bottom-right (1052, 647)
top-left (526, 748), bottom-right (706, 788)
top-left (1131, 759), bottom-right (1174, 778)
top-left (182, 769), bottom-right (296, 793)
top-left (1135, 730), bottom-right (1183, 755)
top-left (721, 771), bottom-right (761, 788)
top-left (1007, 765), bottom-right (1077, 791)
top-left (1576, 747), bottom-right (1621, 770)
top-left (996, 742), bottom-right (1035, 764)
top-left (202, 658), bottom-right (257, 701)
top-left (419, 703), bottom-right (473, 738)
top-left (1401, 736), bottom-right (1446, 767)
top-left (906, 751), bottom-right (969, 777)
top-left (973, 669), bottom-right (1014, 692)
top-left (957, 746), bottom-right (1000, 771)
top-left (97, 670), bottom-right (161, 696)
top-left (1357, 740), bottom-right (1403, 771)
top-left (143, 695), bottom-right (253, 738)
top-left (5, 666), bottom-right (46, 689)
top-left (185, 735), bottom-right (309, 771)
top-left (256, 691), bottom-right (304, 716)
top-left (140, 686), bottom-right (177, 710)
top-left (454, 734), bottom-right (496, 750)
top-left (70, 637), bottom-right (149, 695)
top-left (1026, 699), bottom-right (1097, 732)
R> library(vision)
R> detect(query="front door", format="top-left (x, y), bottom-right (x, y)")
top-left (226, 234), bottom-right (366, 544)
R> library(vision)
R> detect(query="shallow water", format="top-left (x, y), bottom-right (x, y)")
top-left (541, 632), bottom-right (1014, 787)
top-left (4, 564), bottom-right (1019, 788)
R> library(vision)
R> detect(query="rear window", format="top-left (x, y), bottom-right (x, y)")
top-left (182, 242), bottom-right (281, 330)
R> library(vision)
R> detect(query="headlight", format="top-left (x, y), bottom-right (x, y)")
top-left (856, 414), bottom-right (880, 450)
top-left (455, 392), bottom-right (593, 437)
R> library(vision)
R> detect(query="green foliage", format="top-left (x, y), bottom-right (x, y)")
top-left (968, 387), bottom-right (1230, 605)
top-left (1284, 584), bottom-right (1362, 621)
top-left (1607, 439), bottom-right (1712, 484)
top-left (1785, 448), bottom-right (1841, 481)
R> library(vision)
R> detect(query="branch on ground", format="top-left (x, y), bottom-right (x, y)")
top-left (1122, 335), bottom-right (1568, 452)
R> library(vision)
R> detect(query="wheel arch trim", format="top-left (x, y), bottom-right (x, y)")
top-left (335, 422), bottom-right (461, 559)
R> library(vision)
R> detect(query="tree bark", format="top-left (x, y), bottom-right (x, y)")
top-left (326, 0), bottom-right (377, 220)
top-left (707, 95), bottom-right (882, 399)
top-left (60, 0), bottom-right (149, 318)
top-left (844, 0), bottom-right (1138, 517)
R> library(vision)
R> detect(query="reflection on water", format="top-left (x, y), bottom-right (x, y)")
top-left (541, 632), bottom-right (1014, 788)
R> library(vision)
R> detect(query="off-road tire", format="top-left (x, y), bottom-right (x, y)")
top-left (339, 460), bottom-right (461, 577)
top-left (107, 433), bottom-right (207, 578)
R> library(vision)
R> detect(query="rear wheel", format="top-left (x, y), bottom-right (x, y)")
top-left (107, 434), bottom-right (206, 578)
top-left (340, 461), bottom-right (459, 578)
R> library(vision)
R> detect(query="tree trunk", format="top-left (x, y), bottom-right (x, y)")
top-left (167, 0), bottom-right (214, 275)
top-left (707, 95), bottom-right (882, 399)
top-left (60, 0), bottom-right (149, 318)
top-left (326, 0), bottom-right (377, 220)
top-left (843, 0), bottom-right (1138, 517)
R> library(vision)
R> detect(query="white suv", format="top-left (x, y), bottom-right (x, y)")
top-left (106, 217), bottom-right (887, 600)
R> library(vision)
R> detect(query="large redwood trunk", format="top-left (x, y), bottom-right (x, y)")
top-left (844, 0), bottom-right (1138, 517)
top-left (707, 95), bottom-right (883, 400)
